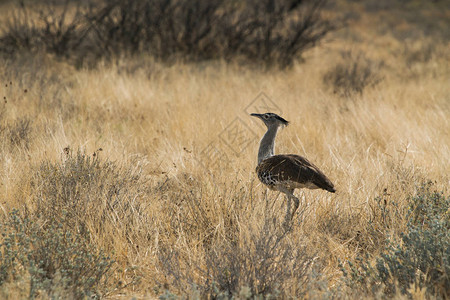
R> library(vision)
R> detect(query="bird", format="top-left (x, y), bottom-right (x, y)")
top-left (251, 112), bottom-right (335, 224)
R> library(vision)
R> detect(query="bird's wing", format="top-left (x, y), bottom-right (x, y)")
top-left (257, 154), bottom-right (335, 192)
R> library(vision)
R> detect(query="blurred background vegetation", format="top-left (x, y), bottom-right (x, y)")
top-left (0, 0), bottom-right (449, 68)
top-left (0, 0), bottom-right (449, 298)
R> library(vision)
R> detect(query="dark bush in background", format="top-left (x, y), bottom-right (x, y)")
top-left (0, 0), bottom-right (335, 68)
top-left (0, 0), bottom-right (90, 58)
top-left (229, 0), bottom-right (334, 67)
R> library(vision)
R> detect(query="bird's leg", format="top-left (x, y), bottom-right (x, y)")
top-left (279, 187), bottom-right (296, 228)
top-left (285, 194), bottom-right (291, 225)
top-left (282, 194), bottom-right (293, 230)
top-left (290, 194), bottom-right (300, 221)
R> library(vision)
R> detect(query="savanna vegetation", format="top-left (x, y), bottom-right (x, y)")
top-left (0, 0), bottom-right (449, 298)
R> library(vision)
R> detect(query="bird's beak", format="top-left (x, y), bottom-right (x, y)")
top-left (250, 113), bottom-right (263, 118)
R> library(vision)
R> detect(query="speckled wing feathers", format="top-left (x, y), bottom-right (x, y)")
top-left (256, 154), bottom-right (335, 193)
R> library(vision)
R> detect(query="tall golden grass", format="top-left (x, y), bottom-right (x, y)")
top-left (0, 2), bottom-right (449, 298)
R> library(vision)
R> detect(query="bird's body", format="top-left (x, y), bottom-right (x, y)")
top-left (251, 112), bottom-right (335, 223)
top-left (256, 154), bottom-right (335, 192)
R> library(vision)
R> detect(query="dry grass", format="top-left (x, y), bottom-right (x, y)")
top-left (0, 1), bottom-right (449, 298)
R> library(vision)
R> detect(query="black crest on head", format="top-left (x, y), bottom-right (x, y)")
top-left (274, 114), bottom-right (289, 125)
top-left (250, 112), bottom-right (289, 126)
top-left (267, 113), bottom-right (289, 126)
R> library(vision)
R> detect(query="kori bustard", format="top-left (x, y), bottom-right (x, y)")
top-left (251, 113), bottom-right (335, 223)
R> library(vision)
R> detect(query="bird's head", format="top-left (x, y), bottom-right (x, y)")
top-left (250, 113), bottom-right (289, 129)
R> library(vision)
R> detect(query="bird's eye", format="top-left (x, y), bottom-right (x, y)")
top-left (263, 114), bottom-right (268, 119)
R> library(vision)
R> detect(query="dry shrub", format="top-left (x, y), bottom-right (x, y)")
top-left (341, 182), bottom-right (450, 299)
top-left (157, 182), bottom-right (319, 298)
top-left (7, 117), bottom-right (32, 148)
top-left (89, 0), bottom-right (335, 67)
top-left (29, 148), bottom-right (150, 252)
top-left (0, 0), bottom-right (336, 68)
top-left (401, 41), bottom-right (436, 66)
top-left (0, 209), bottom-right (113, 299)
top-left (88, 0), bottom-right (226, 60)
top-left (203, 222), bottom-right (316, 298)
top-left (0, 0), bottom-right (90, 58)
top-left (323, 51), bottom-right (383, 97)
top-left (362, 0), bottom-right (450, 41)
top-left (0, 2), bottom-right (41, 56)
top-left (0, 116), bottom-right (33, 150)
top-left (22, 148), bottom-right (152, 294)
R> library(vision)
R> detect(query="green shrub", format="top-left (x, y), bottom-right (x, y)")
top-left (0, 209), bottom-right (113, 299)
top-left (341, 182), bottom-right (450, 298)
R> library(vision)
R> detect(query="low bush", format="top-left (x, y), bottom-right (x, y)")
top-left (30, 148), bottom-right (149, 243)
top-left (0, 116), bottom-right (33, 150)
top-left (341, 182), bottom-right (449, 298)
top-left (158, 190), bottom-right (318, 298)
top-left (323, 51), bottom-right (383, 97)
top-left (0, 209), bottom-right (113, 299)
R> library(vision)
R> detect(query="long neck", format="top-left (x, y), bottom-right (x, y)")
top-left (257, 125), bottom-right (279, 164)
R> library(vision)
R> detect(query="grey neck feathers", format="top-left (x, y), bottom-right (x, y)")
top-left (257, 125), bottom-right (279, 164)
